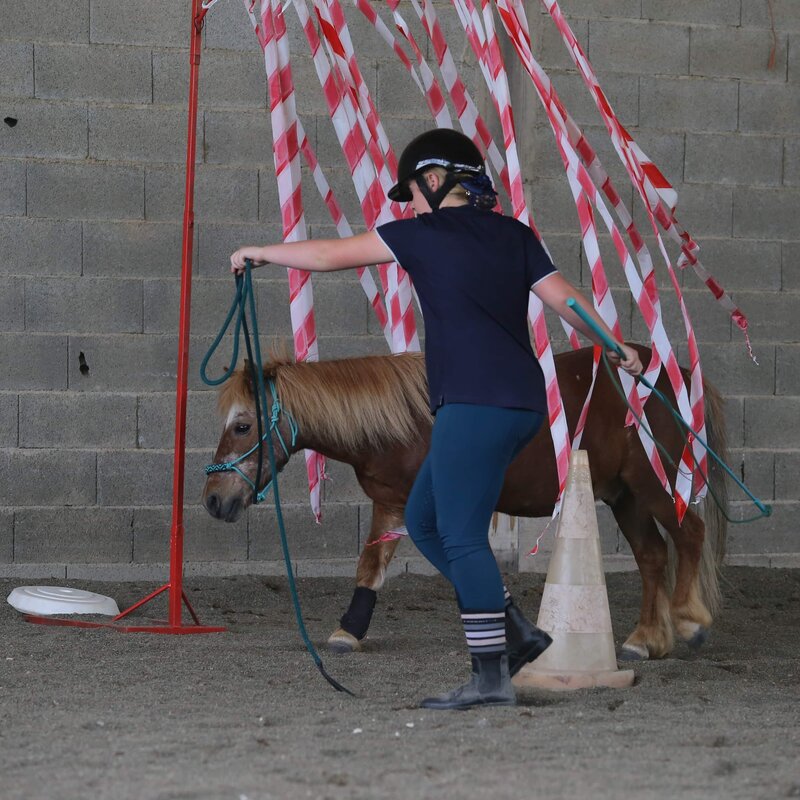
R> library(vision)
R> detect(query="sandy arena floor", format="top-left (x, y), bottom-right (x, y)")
top-left (2, 568), bottom-right (799, 800)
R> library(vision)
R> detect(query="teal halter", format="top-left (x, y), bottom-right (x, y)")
top-left (204, 377), bottom-right (299, 504)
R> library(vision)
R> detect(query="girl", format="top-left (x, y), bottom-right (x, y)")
top-left (231, 128), bottom-right (642, 710)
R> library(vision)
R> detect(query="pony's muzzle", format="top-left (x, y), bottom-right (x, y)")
top-left (204, 491), bottom-right (244, 523)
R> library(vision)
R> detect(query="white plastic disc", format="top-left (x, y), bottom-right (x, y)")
top-left (6, 586), bottom-right (120, 617)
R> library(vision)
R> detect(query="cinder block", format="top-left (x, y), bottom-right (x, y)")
top-left (137, 390), bottom-right (219, 450)
top-left (531, 17), bottom-right (588, 71)
top-left (0, 218), bottom-right (82, 276)
top-left (376, 60), bottom-right (432, 123)
top-left (320, 335), bottom-right (395, 360)
top-left (204, 110), bottom-right (274, 166)
top-left (35, 44), bottom-right (152, 103)
top-left (783, 242), bottom-right (800, 291)
top-left (248, 501), bottom-right (359, 560)
top-left (631, 289), bottom-right (732, 343)
top-left (733, 187), bottom-right (800, 241)
top-left (145, 165), bottom-right (259, 222)
top-left (722, 291), bottom-right (797, 343)
top-left (0, 160), bottom-right (25, 216)
top-left (292, 57), bottom-right (339, 117)
top-left (0, 43), bottom-right (33, 96)
top-left (589, 20), bottom-right (689, 75)
top-left (0, 334), bottom-right (67, 390)
top-left (634, 182), bottom-right (733, 238)
top-left (547, 71), bottom-right (640, 128)
top-left (691, 27), bottom-right (787, 81)
top-left (97, 450), bottom-right (172, 505)
top-left (0, 510), bottom-right (11, 562)
top-left (696, 237), bottom-right (782, 291)
top-left (552, 0), bottom-right (641, 17)
top-left (640, 76), bottom-right (738, 133)
top-left (203, 0), bottom-right (262, 51)
top-left (13, 507), bottom-right (133, 563)
top-left (197, 222), bottom-right (284, 277)
top-left (742, 1), bottom-right (800, 30)
top-left (692, 343), bottom-right (774, 396)
top-left (2, 0), bottom-right (89, 42)
top-left (25, 277), bottom-right (143, 334)
top-left (0, 277), bottom-right (24, 331)
top-left (132, 506), bottom-right (248, 563)
top-left (740, 84), bottom-right (800, 134)
top-left (725, 503), bottom-right (800, 554)
top-left (0, 449), bottom-right (96, 505)
top-left (83, 221), bottom-right (184, 277)
top-left (143, 277), bottom-right (249, 335)
top-left (745, 397), bottom-right (800, 448)
top-left (0, 394), bottom-right (17, 448)
top-left (527, 175), bottom-right (582, 234)
top-left (90, 0), bottom-right (188, 47)
top-left (776, 345), bottom-right (800, 395)
top-left (19, 392), bottom-right (136, 448)
top-left (775, 451), bottom-right (800, 500)
top-left (685, 133), bottom-right (782, 187)
top-left (28, 163), bottom-right (144, 220)
top-left (153, 48), bottom-right (267, 108)
top-left (790, 33), bottom-right (800, 81)
top-left (631, 131), bottom-right (686, 187)
top-left (89, 106), bottom-right (192, 165)
top-left (67, 334), bottom-right (177, 392)
top-left (641, 0), bottom-right (740, 25)
top-left (0, 100), bottom-right (87, 159)
top-left (722, 396), bottom-right (744, 448)
top-left (728, 448), bottom-right (775, 502)
top-left (782, 138), bottom-right (800, 187)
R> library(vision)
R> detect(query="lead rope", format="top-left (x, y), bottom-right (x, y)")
top-left (566, 299), bottom-right (771, 523)
top-left (202, 261), bottom-right (354, 696)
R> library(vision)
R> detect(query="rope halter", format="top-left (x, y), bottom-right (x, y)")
top-left (204, 378), bottom-right (299, 505)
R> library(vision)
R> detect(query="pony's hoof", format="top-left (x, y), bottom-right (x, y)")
top-left (327, 628), bottom-right (361, 654)
top-left (687, 626), bottom-right (709, 651)
top-left (619, 643), bottom-right (649, 661)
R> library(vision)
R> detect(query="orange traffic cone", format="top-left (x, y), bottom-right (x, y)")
top-left (513, 450), bottom-right (634, 691)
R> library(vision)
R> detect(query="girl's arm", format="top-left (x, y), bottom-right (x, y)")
top-left (533, 272), bottom-right (643, 376)
top-left (230, 231), bottom-right (393, 274)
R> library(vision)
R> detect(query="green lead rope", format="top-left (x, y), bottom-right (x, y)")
top-left (566, 298), bottom-right (771, 523)
top-left (201, 261), bottom-right (355, 697)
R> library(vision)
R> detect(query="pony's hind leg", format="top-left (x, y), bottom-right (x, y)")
top-left (660, 506), bottom-right (714, 649)
top-left (611, 491), bottom-right (674, 660)
top-left (327, 503), bottom-right (404, 654)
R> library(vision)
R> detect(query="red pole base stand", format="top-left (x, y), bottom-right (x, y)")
top-left (20, 2), bottom-right (225, 637)
top-left (22, 584), bottom-right (226, 634)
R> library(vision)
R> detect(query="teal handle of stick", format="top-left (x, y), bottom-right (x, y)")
top-left (566, 297), bottom-right (624, 356)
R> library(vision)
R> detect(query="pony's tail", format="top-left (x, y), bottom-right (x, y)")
top-left (698, 379), bottom-right (728, 618)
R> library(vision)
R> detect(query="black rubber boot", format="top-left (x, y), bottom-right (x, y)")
top-left (420, 653), bottom-right (516, 710)
top-left (506, 600), bottom-right (553, 677)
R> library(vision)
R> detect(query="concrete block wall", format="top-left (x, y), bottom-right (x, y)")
top-left (0, 0), bottom-right (797, 581)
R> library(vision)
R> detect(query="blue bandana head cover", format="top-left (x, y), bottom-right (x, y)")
top-left (459, 172), bottom-right (498, 210)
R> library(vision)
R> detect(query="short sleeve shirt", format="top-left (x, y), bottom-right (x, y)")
top-left (376, 205), bottom-right (557, 413)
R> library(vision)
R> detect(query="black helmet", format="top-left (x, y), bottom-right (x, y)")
top-left (388, 128), bottom-right (488, 206)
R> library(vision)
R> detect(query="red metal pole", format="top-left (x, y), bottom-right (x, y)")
top-left (168, 0), bottom-right (207, 626)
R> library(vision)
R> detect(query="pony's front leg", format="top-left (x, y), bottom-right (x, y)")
top-left (327, 503), bottom-right (405, 654)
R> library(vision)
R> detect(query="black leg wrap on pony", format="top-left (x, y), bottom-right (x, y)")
top-left (339, 587), bottom-right (377, 640)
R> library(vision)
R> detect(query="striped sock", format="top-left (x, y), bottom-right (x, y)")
top-left (462, 611), bottom-right (506, 656)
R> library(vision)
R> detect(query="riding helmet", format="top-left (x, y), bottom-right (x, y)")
top-left (388, 128), bottom-right (487, 204)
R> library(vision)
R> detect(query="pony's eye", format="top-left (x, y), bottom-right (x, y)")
top-left (234, 423), bottom-right (251, 435)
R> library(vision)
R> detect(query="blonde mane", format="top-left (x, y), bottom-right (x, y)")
top-left (218, 353), bottom-right (431, 450)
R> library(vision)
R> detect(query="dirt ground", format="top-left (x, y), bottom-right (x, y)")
top-left (2, 567), bottom-right (799, 800)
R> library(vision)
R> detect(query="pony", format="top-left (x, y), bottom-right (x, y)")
top-left (203, 345), bottom-right (727, 661)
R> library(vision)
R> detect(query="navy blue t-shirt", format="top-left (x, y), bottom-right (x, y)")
top-left (376, 205), bottom-right (557, 414)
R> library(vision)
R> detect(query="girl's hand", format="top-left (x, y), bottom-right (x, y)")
top-left (606, 343), bottom-right (643, 376)
top-left (230, 247), bottom-right (268, 274)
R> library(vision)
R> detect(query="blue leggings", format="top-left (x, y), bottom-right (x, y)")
top-left (405, 403), bottom-right (543, 613)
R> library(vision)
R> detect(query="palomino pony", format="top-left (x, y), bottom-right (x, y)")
top-left (203, 345), bottom-right (727, 661)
